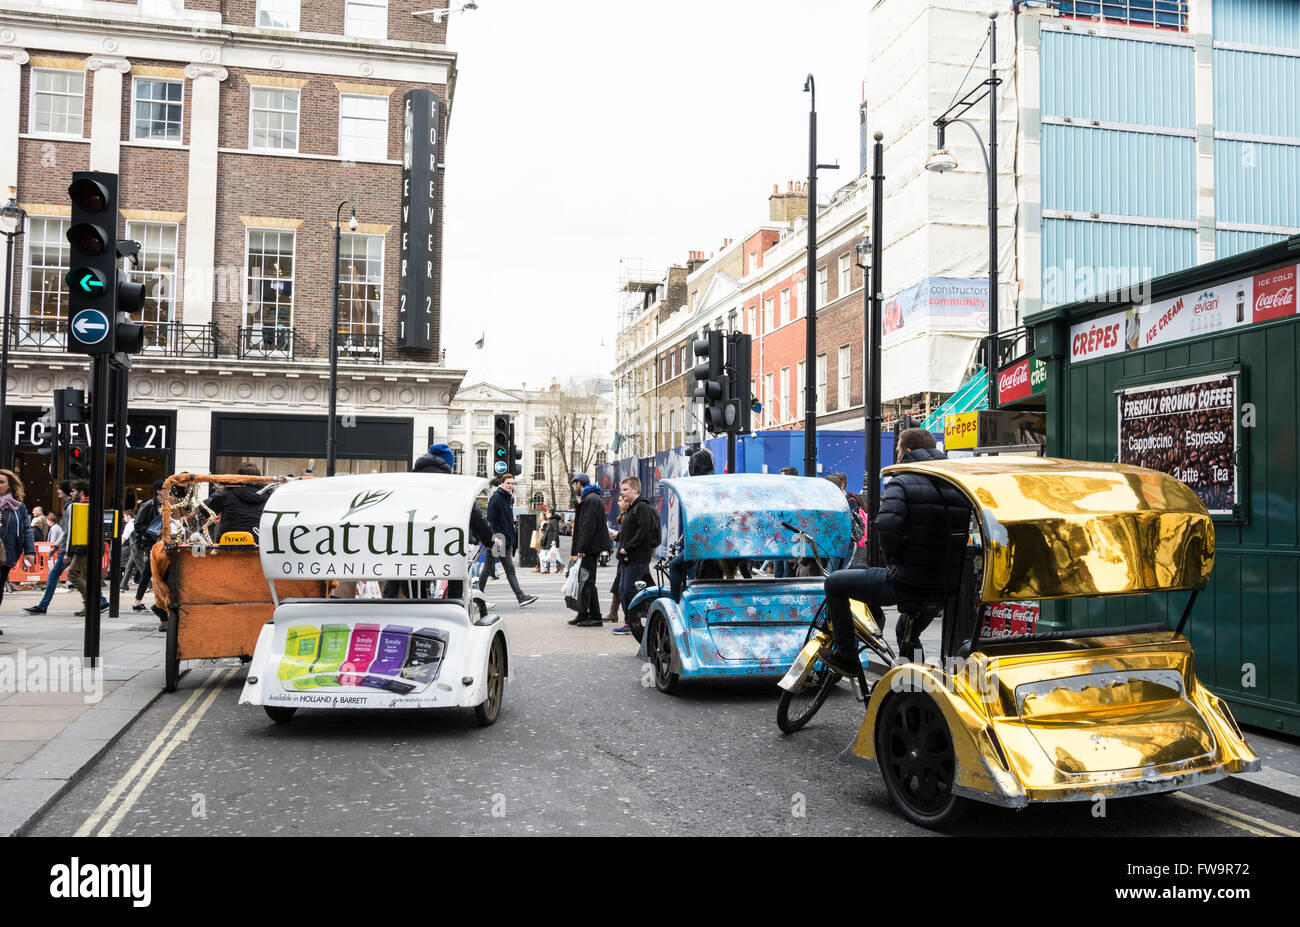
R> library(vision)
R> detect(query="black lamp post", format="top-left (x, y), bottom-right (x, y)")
top-left (0, 187), bottom-right (26, 467)
top-left (802, 73), bottom-right (840, 479)
top-left (856, 130), bottom-right (886, 566)
top-left (926, 10), bottom-right (1000, 412)
top-left (327, 200), bottom-right (358, 477)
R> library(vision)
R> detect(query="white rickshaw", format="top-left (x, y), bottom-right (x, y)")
top-left (239, 473), bottom-right (509, 726)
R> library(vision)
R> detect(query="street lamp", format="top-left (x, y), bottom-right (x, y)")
top-left (802, 73), bottom-right (840, 480)
top-left (927, 10), bottom-right (1001, 412)
top-left (0, 187), bottom-right (26, 467)
top-left (327, 201), bottom-right (358, 477)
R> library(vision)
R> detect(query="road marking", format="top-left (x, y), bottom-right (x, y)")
top-left (1171, 792), bottom-right (1300, 837)
top-left (73, 669), bottom-right (227, 837)
top-left (76, 667), bottom-right (235, 837)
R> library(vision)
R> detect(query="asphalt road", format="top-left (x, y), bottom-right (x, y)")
top-left (28, 567), bottom-right (1300, 838)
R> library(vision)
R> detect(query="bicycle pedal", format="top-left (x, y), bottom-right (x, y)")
top-left (850, 675), bottom-right (867, 703)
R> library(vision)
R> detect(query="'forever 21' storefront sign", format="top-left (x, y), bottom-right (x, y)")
top-left (398, 89), bottom-right (440, 351)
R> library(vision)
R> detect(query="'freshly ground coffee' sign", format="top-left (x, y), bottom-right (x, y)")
top-left (258, 473), bottom-right (488, 580)
top-left (398, 89), bottom-right (440, 350)
top-left (1116, 373), bottom-right (1239, 516)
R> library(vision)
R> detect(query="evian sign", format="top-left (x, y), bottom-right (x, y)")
top-left (1253, 266), bottom-right (1296, 323)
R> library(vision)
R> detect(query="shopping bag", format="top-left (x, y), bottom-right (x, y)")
top-left (529, 529), bottom-right (542, 550)
top-left (560, 563), bottom-right (581, 611)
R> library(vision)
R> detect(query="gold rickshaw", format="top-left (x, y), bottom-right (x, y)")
top-left (155, 474), bottom-right (324, 692)
top-left (779, 456), bottom-right (1260, 828)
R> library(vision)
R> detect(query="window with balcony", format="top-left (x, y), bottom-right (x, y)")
top-left (339, 93), bottom-right (388, 161)
top-left (250, 87), bottom-right (299, 152)
top-left (345, 0), bottom-right (388, 39)
top-left (29, 69), bottom-right (84, 137)
top-left (124, 221), bottom-right (178, 350)
top-left (131, 78), bottom-right (183, 143)
top-left (256, 0), bottom-right (300, 30)
top-left (336, 233), bottom-right (383, 357)
top-left (244, 229), bottom-right (294, 356)
top-left (21, 216), bottom-right (69, 346)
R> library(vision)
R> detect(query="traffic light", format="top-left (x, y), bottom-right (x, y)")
top-left (492, 414), bottom-right (510, 477)
top-left (727, 332), bottom-right (752, 435)
top-left (64, 442), bottom-right (89, 480)
top-left (693, 330), bottom-right (729, 434)
top-left (114, 261), bottom-right (147, 356)
top-left (506, 419), bottom-right (522, 477)
top-left (66, 172), bottom-right (118, 355)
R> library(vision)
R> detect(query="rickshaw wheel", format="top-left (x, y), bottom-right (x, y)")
top-left (875, 692), bottom-right (967, 829)
top-left (647, 617), bottom-right (679, 694)
top-left (474, 634), bottom-right (507, 726)
top-left (627, 600), bottom-right (649, 644)
top-left (264, 706), bottom-right (297, 724)
top-left (776, 668), bottom-right (838, 733)
top-left (164, 612), bottom-right (179, 693)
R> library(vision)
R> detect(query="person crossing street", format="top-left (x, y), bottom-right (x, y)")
top-left (568, 473), bottom-right (606, 627)
top-left (476, 474), bottom-right (538, 608)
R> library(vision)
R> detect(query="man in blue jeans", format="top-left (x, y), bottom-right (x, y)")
top-left (24, 481), bottom-right (104, 614)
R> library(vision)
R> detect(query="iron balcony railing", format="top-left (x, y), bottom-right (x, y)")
top-left (335, 330), bottom-right (383, 362)
top-left (238, 325), bottom-right (294, 360)
top-left (10, 321), bottom-right (219, 358)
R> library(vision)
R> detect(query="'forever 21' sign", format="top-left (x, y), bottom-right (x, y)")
top-left (398, 89), bottom-right (440, 350)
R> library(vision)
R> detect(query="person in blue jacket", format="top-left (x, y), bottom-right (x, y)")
top-left (0, 469), bottom-right (37, 636)
top-left (477, 473), bottom-right (538, 607)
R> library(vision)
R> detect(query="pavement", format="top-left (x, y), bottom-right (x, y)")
top-left (2, 575), bottom-right (1298, 836)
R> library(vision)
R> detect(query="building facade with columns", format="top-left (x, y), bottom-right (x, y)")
top-left (0, 0), bottom-right (467, 510)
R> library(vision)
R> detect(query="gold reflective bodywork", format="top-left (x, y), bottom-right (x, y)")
top-left (882, 457), bottom-right (1215, 602)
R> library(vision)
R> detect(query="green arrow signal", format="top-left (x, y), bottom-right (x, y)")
top-left (65, 267), bottom-right (106, 294)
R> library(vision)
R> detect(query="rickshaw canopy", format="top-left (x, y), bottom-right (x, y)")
top-left (884, 456), bottom-right (1215, 602)
top-left (258, 473), bottom-right (489, 583)
top-left (661, 474), bottom-right (850, 562)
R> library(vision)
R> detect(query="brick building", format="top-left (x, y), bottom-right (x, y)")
top-left (0, 0), bottom-right (468, 510)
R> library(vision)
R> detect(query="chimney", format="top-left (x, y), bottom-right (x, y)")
top-left (769, 180), bottom-right (809, 225)
top-left (686, 250), bottom-right (707, 274)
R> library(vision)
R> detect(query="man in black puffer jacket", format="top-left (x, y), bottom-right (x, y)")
top-left (820, 428), bottom-right (970, 672)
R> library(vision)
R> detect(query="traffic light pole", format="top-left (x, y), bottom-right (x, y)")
top-left (84, 354), bottom-right (108, 666)
top-left (108, 364), bottom-right (128, 618)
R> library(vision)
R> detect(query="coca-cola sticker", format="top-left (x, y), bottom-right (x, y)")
top-left (1252, 265), bottom-right (1297, 323)
top-left (998, 359), bottom-right (1033, 404)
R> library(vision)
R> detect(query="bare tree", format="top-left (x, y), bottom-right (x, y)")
top-left (541, 379), bottom-right (605, 508)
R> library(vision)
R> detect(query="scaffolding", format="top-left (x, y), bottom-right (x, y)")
top-left (617, 257), bottom-right (664, 331)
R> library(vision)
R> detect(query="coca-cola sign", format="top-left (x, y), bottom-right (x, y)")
top-left (1252, 266), bottom-right (1296, 323)
top-left (998, 359), bottom-right (1032, 404)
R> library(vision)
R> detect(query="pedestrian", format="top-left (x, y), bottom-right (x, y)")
top-left (612, 476), bottom-right (657, 635)
top-left (30, 506), bottom-right (47, 544)
top-left (477, 474), bottom-right (538, 607)
top-left (0, 469), bottom-right (37, 634)
top-left (539, 510), bottom-right (562, 573)
top-left (530, 505), bottom-right (549, 572)
top-left (568, 473), bottom-right (606, 627)
top-left (604, 495), bottom-right (630, 622)
top-left (120, 509), bottom-right (136, 590)
top-left (128, 481), bottom-right (168, 618)
top-left (63, 480), bottom-right (109, 617)
top-left (24, 481), bottom-right (75, 616)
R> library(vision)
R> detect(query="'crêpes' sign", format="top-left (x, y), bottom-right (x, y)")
top-left (1116, 373), bottom-right (1239, 515)
top-left (258, 474), bottom-right (487, 580)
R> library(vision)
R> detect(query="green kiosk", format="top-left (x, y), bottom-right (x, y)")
top-left (1027, 236), bottom-right (1300, 735)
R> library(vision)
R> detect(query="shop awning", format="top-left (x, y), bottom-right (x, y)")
top-left (923, 368), bottom-right (988, 433)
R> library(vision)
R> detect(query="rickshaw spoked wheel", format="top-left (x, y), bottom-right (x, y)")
top-left (776, 667), bottom-right (838, 734)
top-left (163, 609), bottom-right (179, 693)
top-left (875, 692), bottom-right (967, 828)
top-left (264, 706), bottom-right (297, 724)
top-left (647, 616), bottom-right (679, 694)
top-left (474, 633), bottom-right (507, 726)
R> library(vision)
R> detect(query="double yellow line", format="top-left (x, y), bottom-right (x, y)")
top-left (1171, 791), bottom-right (1300, 837)
top-left (75, 667), bottom-right (236, 837)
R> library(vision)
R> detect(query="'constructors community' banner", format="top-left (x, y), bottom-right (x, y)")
top-left (1116, 373), bottom-right (1238, 515)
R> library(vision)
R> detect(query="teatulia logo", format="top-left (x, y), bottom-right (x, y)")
top-left (343, 490), bottom-right (393, 519)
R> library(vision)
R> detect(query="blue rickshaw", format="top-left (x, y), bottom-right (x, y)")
top-left (632, 474), bottom-right (851, 693)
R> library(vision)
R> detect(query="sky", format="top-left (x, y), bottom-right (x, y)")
top-left (440, 0), bottom-right (870, 392)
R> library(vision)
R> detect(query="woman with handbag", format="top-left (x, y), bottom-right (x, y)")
top-left (0, 469), bottom-right (38, 636)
